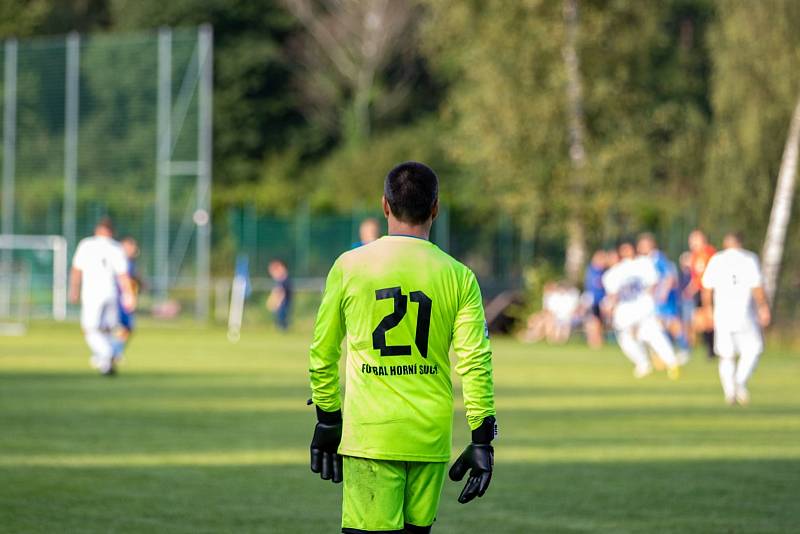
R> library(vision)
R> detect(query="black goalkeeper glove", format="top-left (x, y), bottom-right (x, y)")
top-left (449, 415), bottom-right (496, 504)
top-left (309, 405), bottom-right (343, 484)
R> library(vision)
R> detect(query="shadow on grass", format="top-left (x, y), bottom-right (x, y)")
top-left (0, 459), bottom-right (797, 534)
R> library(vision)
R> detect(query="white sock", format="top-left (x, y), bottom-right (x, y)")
top-left (617, 328), bottom-right (651, 368)
top-left (85, 330), bottom-right (114, 371)
top-left (718, 357), bottom-right (737, 400)
top-left (735, 350), bottom-right (760, 390)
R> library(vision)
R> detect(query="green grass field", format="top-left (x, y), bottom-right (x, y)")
top-left (1, 321), bottom-right (798, 533)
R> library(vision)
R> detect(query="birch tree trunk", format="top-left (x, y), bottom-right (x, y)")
top-left (281, 0), bottom-right (415, 143)
top-left (761, 93), bottom-right (800, 305)
top-left (562, 0), bottom-right (587, 282)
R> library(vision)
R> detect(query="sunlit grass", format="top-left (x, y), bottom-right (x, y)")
top-left (1, 320), bottom-right (798, 533)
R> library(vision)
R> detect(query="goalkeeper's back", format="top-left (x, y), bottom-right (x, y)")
top-left (310, 165), bottom-right (495, 462)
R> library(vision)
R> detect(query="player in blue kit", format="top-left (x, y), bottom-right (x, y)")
top-left (116, 237), bottom-right (140, 351)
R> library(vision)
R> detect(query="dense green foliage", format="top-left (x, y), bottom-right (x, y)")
top-left (2, 321), bottom-right (799, 532)
top-left (704, 1), bottom-right (800, 256)
top-left (423, 0), bottom-right (715, 243)
top-left (1, 0), bottom-right (798, 302)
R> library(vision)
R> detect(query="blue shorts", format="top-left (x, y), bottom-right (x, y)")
top-left (657, 304), bottom-right (679, 320)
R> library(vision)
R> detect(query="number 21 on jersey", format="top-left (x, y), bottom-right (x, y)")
top-left (372, 286), bottom-right (432, 357)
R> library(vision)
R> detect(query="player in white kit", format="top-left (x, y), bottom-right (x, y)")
top-left (701, 233), bottom-right (771, 405)
top-left (69, 218), bottom-right (137, 376)
top-left (602, 242), bottom-right (680, 379)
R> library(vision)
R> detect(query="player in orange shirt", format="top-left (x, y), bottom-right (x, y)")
top-left (686, 230), bottom-right (717, 359)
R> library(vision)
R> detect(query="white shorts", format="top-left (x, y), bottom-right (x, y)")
top-left (81, 297), bottom-right (119, 331)
top-left (714, 324), bottom-right (763, 359)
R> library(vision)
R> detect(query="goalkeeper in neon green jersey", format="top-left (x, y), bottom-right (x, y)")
top-left (309, 161), bottom-right (496, 533)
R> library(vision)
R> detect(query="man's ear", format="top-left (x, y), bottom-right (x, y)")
top-left (431, 198), bottom-right (439, 222)
top-left (382, 196), bottom-right (391, 219)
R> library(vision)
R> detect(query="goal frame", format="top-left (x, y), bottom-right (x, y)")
top-left (0, 234), bottom-right (68, 321)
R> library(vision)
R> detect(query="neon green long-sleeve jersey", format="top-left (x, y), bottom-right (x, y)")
top-left (309, 235), bottom-right (495, 462)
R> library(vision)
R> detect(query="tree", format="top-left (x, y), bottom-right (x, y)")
top-left (762, 94), bottom-right (800, 304)
top-left (562, 0), bottom-right (588, 281)
top-left (280, 0), bottom-right (421, 145)
top-left (422, 0), bottom-right (566, 236)
top-left (422, 0), bottom-right (712, 268)
top-left (0, 0), bottom-right (50, 37)
top-left (0, 1), bottom-right (113, 38)
top-left (705, 1), bottom-right (800, 230)
top-left (706, 0), bottom-right (800, 314)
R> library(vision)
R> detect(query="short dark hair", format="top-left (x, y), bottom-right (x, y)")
top-left (617, 240), bottom-right (635, 253)
top-left (637, 232), bottom-right (657, 246)
top-left (723, 231), bottom-right (743, 246)
top-left (96, 216), bottom-right (114, 233)
top-left (384, 161), bottom-right (438, 225)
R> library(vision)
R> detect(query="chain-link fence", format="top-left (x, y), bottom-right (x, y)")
top-left (223, 204), bottom-right (536, 293)
top-left (216, 204), bottom-right (540, 329)
top-left (221, 203), bottom-right (799, 335)
top-left (0, 27), bottom-right (212, 320)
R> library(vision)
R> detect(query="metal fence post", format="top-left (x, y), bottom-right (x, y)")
top-left (1, 39), bottom-right (17, 317)
top-left (51, 235), bottom-right (67, 320)
top-left (2, 38), bottom-right (17, 236)
top-left (154, 27), bottom-right (172, 301)
top-left (63, 32), bottom-right (80, 256)
top-left (295, 202), bottom-right (310, 277)
top-left (195, 24), bottom-right (213, 320)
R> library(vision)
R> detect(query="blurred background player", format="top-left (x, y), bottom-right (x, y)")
top-left (605, 248), bottom-right (620, 268)
top-left (116, 237), bottom-right (140, 349)
top-left (266, 259), bottom-right (292, 331)
top-left (637, 233), bottom-right (690, 364)
top-left (352, 217), bottom-right (381, 248)
top-left (547, 281), bottom-right (580, 344)
top-left (519, 281), bottom-right (579, 345)
top-left (678, 252), bottom-right (695, 348)
top-left (702, 232), bottom-right (771, 405)
top-left (602, 241), bottom-right (681, 379)
top-left (68, 218), bottom-right (136, 376)
top-left (582, 250), bottom-right (607, 348)
top-left (518, 281), bottom-right (557, 344)
top-left (687, 230), bottom-right (717, 359)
